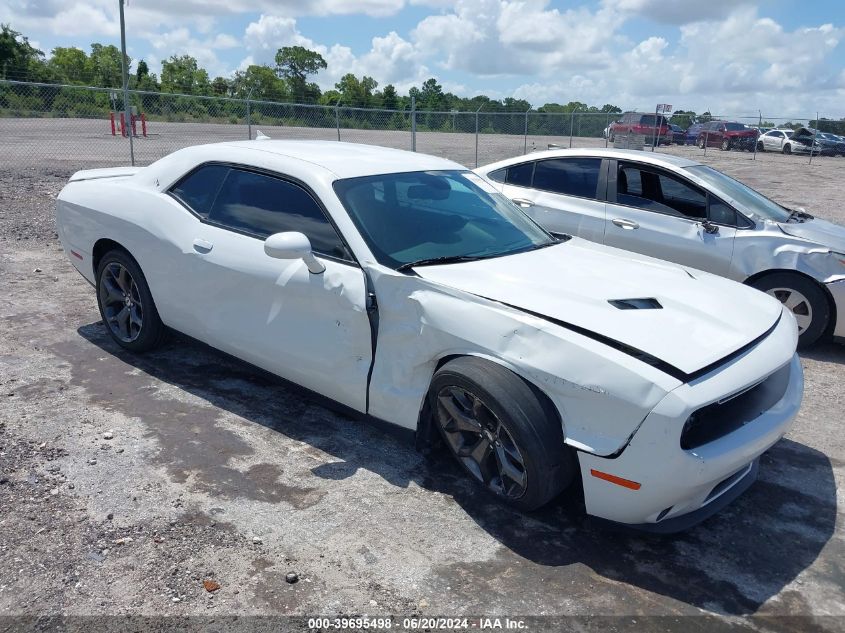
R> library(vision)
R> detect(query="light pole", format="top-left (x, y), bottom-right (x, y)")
top-left (119, 0), bottom-right (134, 165)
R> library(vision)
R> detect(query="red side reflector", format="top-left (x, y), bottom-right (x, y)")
top-left (590, 469), bottom-right (641, 490)
top-left (71, 250), bottom-right (83, 260)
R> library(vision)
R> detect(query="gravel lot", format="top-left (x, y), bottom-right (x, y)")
top-left (0, 127), bottom-right (843, 632)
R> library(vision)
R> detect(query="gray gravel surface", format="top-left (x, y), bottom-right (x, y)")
top-left (0, 136), bottom-right (843, 632)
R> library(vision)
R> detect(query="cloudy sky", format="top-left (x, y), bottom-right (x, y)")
top-left (5, 0), bottom-right (845, 116)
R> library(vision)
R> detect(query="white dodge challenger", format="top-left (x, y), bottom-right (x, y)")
top-left (56, 140), bottom-right (803, 532)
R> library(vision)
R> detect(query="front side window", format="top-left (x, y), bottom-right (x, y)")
top-left (616, 164), bottom-right (707, 220)
top-left (532, 158), bottom-right (602, 200)
top-left (685, 165), bottom-right (789, 223)
top-left (333, 170), bottom-right (554, 269)
top-left (170, 164), bottom-right (229, 218)
top-left (209, 169), bottom-right (350, 259)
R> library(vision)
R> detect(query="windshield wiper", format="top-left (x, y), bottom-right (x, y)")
top-left (786, 208), bottom-right (814, 223)
top-left (396, 254), bottom-right (489, 271)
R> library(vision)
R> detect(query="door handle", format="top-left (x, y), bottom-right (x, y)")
top-left (612, 218), bottom-right (639, 230)
top-left (192, 238), bottom-right (213, 252)
top-left (511, 197), bottom-right (535, 208)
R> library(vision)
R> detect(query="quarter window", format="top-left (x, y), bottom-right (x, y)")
top-left (209, 169), bottom-right (350, 260)
top-left (170, 164), bottom-right (229, 218)
top-left (532, 158), bottom-right (602, 200)
top-left (505, 162), bottom-right (534, 187)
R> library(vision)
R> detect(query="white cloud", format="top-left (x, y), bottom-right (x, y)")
top-left (602, 0), bottom-right (756, 25)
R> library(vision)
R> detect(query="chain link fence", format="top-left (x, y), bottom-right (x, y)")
top-left (2, 80), bottom-right (842, 174)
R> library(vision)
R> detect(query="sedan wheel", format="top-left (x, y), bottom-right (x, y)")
top-left (430, 357), bottom-right (575, 511)
top-left (783, 144), bottom-right (791, 155)
top-left (750, 272), bottom-right (830, 348)
top-left (757, 141), bottom-right (764, 152)
top-left (767, 287), bottom-right (813, 335)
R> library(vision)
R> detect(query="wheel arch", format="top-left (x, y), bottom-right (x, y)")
top-left (744, 268), bottom-right (837, 337)
top-left (92, 238), bottom-right (131, 278)
top-left (415, 353), bottom-right (565, 453)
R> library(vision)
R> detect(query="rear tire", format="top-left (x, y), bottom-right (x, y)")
top-left (430, 357), bottom-right (575, 511)
top-left (757, 141), bottom-right (764, 152)
top-left (721, 138), bottom-right (731, 151)
top-left (96, 249), bottom-right (165, 353)
top-left (698, 137), bottom-right (706, 149)
top-left (749, 272), bottom-right (830, 348)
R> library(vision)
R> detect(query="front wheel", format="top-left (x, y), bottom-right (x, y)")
top-left (96, 249), bottom-right (165, 352)
top-left (721, 138), bottom-right (731, 151)
top-left (698, 137), bottom-right (706, 149)
top-left (430, 357), bottom-right (575, 511)
top-left (757, 141), bottom-right (764, 152)
top-left (750, 273), bottom-right (830, 348)
top-left (783, 144), bottom-right (792, 155)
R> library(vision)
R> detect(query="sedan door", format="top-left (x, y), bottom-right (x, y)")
top-left (164, 165), bottom-right (373, 412)
top-left (603, 161), bottom-right (738, 276)
top-left (500, 157), bottom-right (607, 243)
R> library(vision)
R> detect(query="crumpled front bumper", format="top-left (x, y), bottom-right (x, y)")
top-left (577, 312), bottom-right (802, 531)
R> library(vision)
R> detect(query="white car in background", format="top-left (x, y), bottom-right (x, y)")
top-left (56, 141), bottom-right (802, 532)
top-left (475, 148), bottom-right (845, 348)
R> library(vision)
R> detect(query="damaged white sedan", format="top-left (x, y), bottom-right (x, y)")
top-left (56, 141), bottom-right (803, 532)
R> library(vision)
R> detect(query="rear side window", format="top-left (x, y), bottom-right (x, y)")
top-left (532, 158), bottom-right (602, 200)
top-left (209, 169), bottom-right (350, 259)
top-left (505, 162), bottom-right (534, 187)
top-left (170, 164), bottom-right (229, 218)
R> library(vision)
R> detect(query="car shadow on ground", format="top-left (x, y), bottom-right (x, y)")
top-left (800, 339), bottom-right (845, 364)
top-left (71, 323), bottom-right (838, 617)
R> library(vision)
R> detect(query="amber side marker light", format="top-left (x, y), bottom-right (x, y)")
top-left (590, 469), bottom-right (641, 490)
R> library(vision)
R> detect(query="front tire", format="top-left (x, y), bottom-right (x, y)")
top-left (721, 138), bottom-right (731, 151)
top-left (757, 141), bottom-right (764, 152)
top-left (430, 357), bottom-right (575, 511)
top-left (698, 137), bottom-right (706, 149)
top-left (783, 143), bottom-right (792, 155)
top-left (750, 273), bottom-right (830, 348)
top-left (96, 249), bottom-right (165, 352)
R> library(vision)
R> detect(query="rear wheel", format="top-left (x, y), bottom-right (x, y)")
top-left (96, 249), bottom-right (165, 352)
top-left (430, 357), bottom-right (575, 511)
top-left (750, 272), bottom-right (830, 348)
top-left (721, 138), bottom-right (731, 151)
top-left (698, 137), bottom-right (706, 149)
top-left (757, 141), bottom-right (764, 152)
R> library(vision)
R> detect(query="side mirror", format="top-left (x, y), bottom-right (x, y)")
top-left (701, 220), bottom-right (719, 235)
top-left (264, 231), bottom-right (325, 274)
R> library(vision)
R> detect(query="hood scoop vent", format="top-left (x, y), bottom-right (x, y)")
top-left (608, 298), bottom-right (663, 310)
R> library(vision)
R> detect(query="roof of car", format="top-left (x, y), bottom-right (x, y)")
top-left (216, 140), bottom-right (465, 178)
top-left (478, 147), bottom-right (702, 171)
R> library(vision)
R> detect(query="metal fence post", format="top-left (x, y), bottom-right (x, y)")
top-left (523, 107), bottom-right (529, 154)
top-left (569, 108), bottom-right (578, 148)
top-left (475, 104), bottom-right (483, 167)
top-left (335, 99), bottom-right (341, 142)
top-left (246, 88), bottom-right (253, 140)
top-left (411, 96), bottom-right (416, 152)
top-left (809, 112), bottom-right (819, 165)
top-left (118, 0), bottom-right (134, 166)
top-left (605, 111), bottom-right (610, 148)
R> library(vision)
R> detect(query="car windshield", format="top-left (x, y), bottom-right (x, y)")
top-left (333, 170), bottom-right (555, 268)
top-left (725, 123), bottom-right (747, 131)
top-left (684, 165), bottom-right (793, 223)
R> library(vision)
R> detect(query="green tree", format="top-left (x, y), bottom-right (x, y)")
top-left (48, 46), bottom-right (90, 84)
top-left (379, 84), bottom-right (398, 110)
top-left (419, 77), bottom-right (446, 110)
top-left (335, 73), bottom-right (378, 107)
top-left (274, 46), bottom-right (326, 102)
top-left (231, 64), bottom-right (287, 101)
top-left (136, 59), bottom-right (149, 81)
top-left (161, 54), bottom-right (209, 94)
top-left (670, 110), bottom-right (696, 128)
top-left (89, 43), bottom-right (127, 87)
top-left (0, 23), bottom-right (45, 80)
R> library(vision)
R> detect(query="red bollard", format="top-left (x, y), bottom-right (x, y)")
top-left (110, 112), bottom-right (116, 136)
top-left (119, 112), bottom-right (126, 137)
top-left (141, 113), bottom-right (147, 137)
top-left (131, 114), bottom-right (137, 137)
